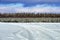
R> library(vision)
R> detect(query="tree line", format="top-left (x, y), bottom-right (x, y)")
top-left (0, 13), bottom-right (60, 18)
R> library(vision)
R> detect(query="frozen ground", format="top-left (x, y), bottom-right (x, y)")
top-left (0, 23), bottom-right (60, 40)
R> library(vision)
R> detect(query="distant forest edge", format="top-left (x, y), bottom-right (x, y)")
top-left (0, 13), bottom-right (60, 18)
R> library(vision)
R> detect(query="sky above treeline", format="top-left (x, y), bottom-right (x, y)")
top-left (0, 0), bottom-right (60, 13)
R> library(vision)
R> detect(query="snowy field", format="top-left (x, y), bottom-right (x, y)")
top-left (0, 22), bottom-right (60, 40)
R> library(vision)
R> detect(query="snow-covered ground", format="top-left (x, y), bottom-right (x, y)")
top-left (0, 22), bottom-right (60, 40)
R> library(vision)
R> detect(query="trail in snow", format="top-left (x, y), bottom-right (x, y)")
top-left (0, 23), bottom-right (60, 40)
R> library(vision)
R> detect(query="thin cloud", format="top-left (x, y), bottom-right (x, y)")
top-left (0, 4), bottom-right (60, 13)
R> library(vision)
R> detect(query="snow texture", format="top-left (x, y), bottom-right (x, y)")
top-left (0, 23), bottom-right (60, 40)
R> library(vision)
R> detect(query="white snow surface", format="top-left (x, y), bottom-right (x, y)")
top-left (0, 23), bottom-right (60, 40)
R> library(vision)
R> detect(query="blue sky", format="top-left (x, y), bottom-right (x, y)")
top-left (0, 0), bottom-right (60, 13)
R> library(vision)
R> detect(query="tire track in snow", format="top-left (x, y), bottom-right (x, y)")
top-left (0, 23), bottom-right (60, 40)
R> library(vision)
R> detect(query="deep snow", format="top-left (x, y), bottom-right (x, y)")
top-left (0, 23), bottom-right (60, 40)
